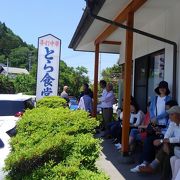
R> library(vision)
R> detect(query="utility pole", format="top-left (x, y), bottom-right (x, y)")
top-left (28, 52), bottom-right (32, 72)
top-left (6, 57), bottom-right (9, 76)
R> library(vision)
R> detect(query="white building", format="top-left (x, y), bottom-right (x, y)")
top-left (0, 66), bottom-right (29, 78)
top-left (69, 0), bottom-right (180, 110)
top-left (69, 0), bottom-right (180, 153)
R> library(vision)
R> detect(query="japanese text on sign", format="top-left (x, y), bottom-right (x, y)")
top-left (36, 34), bottom-right (61, 100)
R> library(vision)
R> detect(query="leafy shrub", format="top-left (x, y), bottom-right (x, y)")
top-left (36, 96), bottom-right (67, 108)
top-left (11, 160), bottom-right (108, 180)
top-left (5, 107), bottom-right (107, 179)
top-left (76, 169), bottom-right (109, 180)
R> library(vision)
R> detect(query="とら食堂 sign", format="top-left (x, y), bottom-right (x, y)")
top-left (36, 34), bottom-right (61, 100)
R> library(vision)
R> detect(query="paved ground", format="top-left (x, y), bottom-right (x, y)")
top-left (96, 132), bottom-right (161, 180)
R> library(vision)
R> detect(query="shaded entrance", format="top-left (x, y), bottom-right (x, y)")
top-left (134, 49), bottom-right (165, 112)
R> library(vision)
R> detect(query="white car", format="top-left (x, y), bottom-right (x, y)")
top-left (0, 116), bottom-right (19, 179)
top-left (0, 94), bottom-right (35, 179)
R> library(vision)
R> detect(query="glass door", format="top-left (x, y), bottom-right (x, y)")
top-left (134, 56), bottom-right (149, 113)
top-left (147, 52), bottom-right (165, 100)
top-left (134, 49), bottom-right (165, 113)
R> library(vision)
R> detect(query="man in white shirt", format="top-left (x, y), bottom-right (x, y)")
top-left (139, 106), bottom-right (180, 179)
top-left (99, 82), bottom-right (115, 130)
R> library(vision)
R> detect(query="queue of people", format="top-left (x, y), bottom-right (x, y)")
top-left (60, 80), bottom-right (180, 180)
top-left (98, 80), bottom-right (180, 180)
top-left (60, 83), bottom-right (94, 114)
top-left (129, 81), bottom-right (180, 180)
top-left (60, 80), bottom-right (116, 117)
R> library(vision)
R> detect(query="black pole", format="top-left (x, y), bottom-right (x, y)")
top-left (92, 14), bottom-right (176, 46)
top-left (173, 44), bottom-right (177, 99)
top-left (86, 5), bottom-right (177, 99)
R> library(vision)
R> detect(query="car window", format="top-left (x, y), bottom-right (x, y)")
top-left (0, 101), bottom-right (26, 116)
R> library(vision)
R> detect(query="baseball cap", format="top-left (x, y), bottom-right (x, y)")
top-left (167, 106), bottom-right (180, 114)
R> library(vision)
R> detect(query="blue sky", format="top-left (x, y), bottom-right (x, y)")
top-left (0, 0), bottom-right (118, 81)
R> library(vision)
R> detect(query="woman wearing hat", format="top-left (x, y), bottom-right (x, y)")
top-left (149, 80), bottom-right (171, 128)
top-left (140, 81), bottom-right (172, 170)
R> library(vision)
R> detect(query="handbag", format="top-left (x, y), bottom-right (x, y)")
top-left (174, 146), bottom-right (180, 158)
top-left (146, 123), bottom-right (156, 135)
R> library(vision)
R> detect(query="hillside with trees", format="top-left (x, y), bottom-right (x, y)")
top-left (0, 22), bottom-right (89, 96)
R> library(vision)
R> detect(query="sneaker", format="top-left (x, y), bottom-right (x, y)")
top-left (130, 163), bottom-right (146, 173)
top-left (114, 143), bottom-right (121, 147)
top-left (114, 143), bottom-right (121, 150)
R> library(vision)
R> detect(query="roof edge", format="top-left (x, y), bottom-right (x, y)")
top-left (68, 0), bottom-right (106, 50)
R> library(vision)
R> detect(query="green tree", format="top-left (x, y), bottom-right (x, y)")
top-left (72, 66), bottom-right (89, 96)
top-left (30, 63), bottom-right (37, 78)
top-left (0, 54), bottom-right (5, 64)
top-left (0, 75), bottom-right (15, 93)
top-left (0, 22), bottom-right (23, 57)
top-left (0, 21), bottom-right (90, 97)
top-left (0, 21), bottom-right (37, 69)
top-left (9, 47), bottom-right (30, 68)
top-left (101, 64), bottom-right (121, 97)
top-left (59, 61), bottom-right (89, 97)
top-left (13, 74), bottom-right (36, 95)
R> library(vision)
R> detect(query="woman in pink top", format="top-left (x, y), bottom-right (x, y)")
top-left (129, 103), bottom-right (150, 151)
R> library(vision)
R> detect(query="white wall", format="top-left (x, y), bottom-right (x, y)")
top-left (119, 0), bottom-right (180, 103)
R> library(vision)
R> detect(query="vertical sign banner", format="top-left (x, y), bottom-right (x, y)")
top-left (36, 34), bottom-right (61, 100)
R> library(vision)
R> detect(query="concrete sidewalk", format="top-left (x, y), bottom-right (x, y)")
top-left (96, 134), bottom-right (160, 180)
